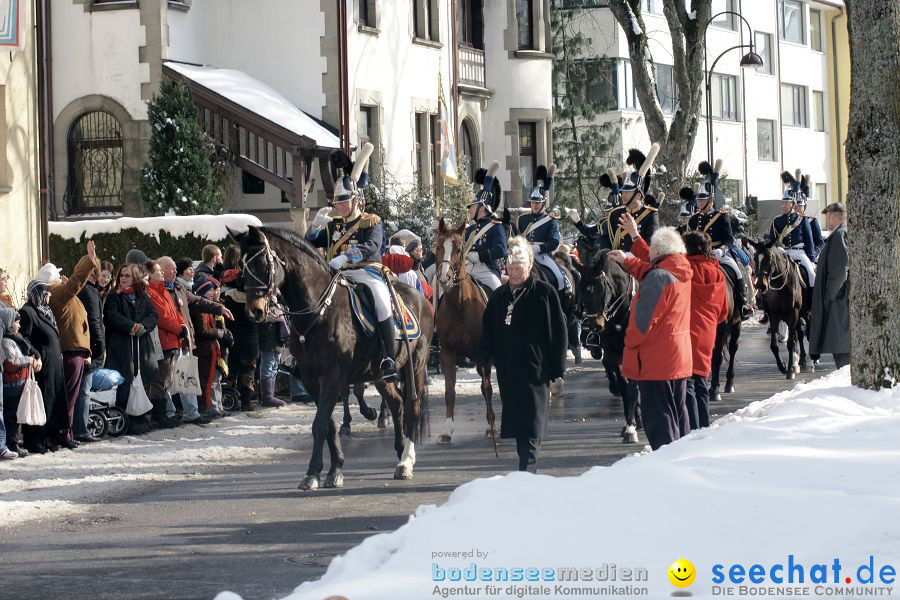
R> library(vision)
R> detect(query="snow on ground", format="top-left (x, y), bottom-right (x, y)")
top-left (49, 213), bottom-right (262, 243)
top-left (220, 368), bottom-right (900, 600)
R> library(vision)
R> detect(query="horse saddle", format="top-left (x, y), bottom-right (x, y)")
top-left (786, 258), bottom-right (811, 289)
top-left (466, 276), bottom-right (491, 304)
top-left (346, 281), bottom-right (421, 341)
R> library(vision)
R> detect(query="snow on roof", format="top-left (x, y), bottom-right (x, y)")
top-left (247, 368), bottom-right (900, 600)
top-left (165, 62), bottom-right (341, 149)
top-left (50, 213), bottom-right (263, 243)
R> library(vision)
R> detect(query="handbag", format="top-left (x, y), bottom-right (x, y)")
top-left (171, 329), bottom-right (202, 396)
top-left (16, 369), bottom-right (46, 426)
top-left (126, 338), bottom-right (153, 416)
top-left (149, 327), bottom-right (164, 361)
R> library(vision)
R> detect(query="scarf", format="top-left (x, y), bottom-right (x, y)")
top-left (118, 286), bottom-right (135, 295)
top-left (26, 280), bottom-right (57, 330)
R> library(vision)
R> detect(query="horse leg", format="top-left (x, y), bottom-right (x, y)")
top-left (438, 349), bottom-right (456, 443)
top-left (725, 324), bottom-right (739, 393)
top-left (300, 382), bottom-right (339, 491)
top-left (622, 378), bottom-right (639, 443)
top-left (710, 330), bottom-right (725, 402)
top-left (602, 357), bottom-right (621, 397)
top-left (797, 320), bottom-right (809, 370)
top-left (339, 387), bottom-right (352, 436)
top-left (323, 415), bottom-right (345, 488)
top-left (354, 383), bottom-right (377, 421)
top-left (770, 317), bottom-right (787, 374)
top-left (376, 381), bottom-right (413, 480)
top-left (785, 321), bottom-right (797, 380)
top-left (377, 394), bottom-right (391, 428)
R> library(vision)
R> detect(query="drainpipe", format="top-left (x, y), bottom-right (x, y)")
top-left (738, 0), bottom-right (749, 208)
top-left (35, 0), bottom-right (54, 256)
top-left (337, 0), bottom-right (351, 155)
top-left (830, 5), bottom-right (844, 200)
top-left (774, 0), bottom-right (785, 175)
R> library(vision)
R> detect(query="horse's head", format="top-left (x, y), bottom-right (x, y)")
top-left (433, 217), bottom-right (467, 290)
top-left (230, 225), bottom-right (285, 323)
top-left (579, 248), bottom-right (626, 330)
top-left (745, 237), bottom-right (777, 291)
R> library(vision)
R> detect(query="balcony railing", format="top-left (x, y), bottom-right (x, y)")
top-left (458, 45), bottom-right (486, 88)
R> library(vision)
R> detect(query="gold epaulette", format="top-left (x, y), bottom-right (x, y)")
top-left (643, 206), bottom-right (659, 213)
top-left (359, 212), bottom-right (382, 227)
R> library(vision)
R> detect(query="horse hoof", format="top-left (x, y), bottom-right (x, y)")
top-left (323, 472), bottom-right (344, 489)
top-left (799, 360), bottom-right (807, 369)
top-left (623, 432), bottom-right (638, 444)
top-left (786, 372), bottom-right (796, 380)
top-left (378, 415), bottom-right (390, 429)
top-left (394, 466), bottom-right (413, 480)
top-left (715, 393), bottom-right (722, 402)
top-left (339, 424), bottom-right (351, 437)
top-left (724, 384), bottom-right (735, 394)
top-left (620, 425), bottom-right (627, 437)
top-left (360, 406), bottom-right (377, 421)
top-left (437, 433), bottom-right (452, 444)
top-left (298, 476), bottom-right (320, 491)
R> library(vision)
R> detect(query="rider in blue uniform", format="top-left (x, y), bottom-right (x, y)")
top-left (766, 170), bottom-right (817, 286)
top-left (465, 160), bottom-right (508, 291)
top-left (602, 146), bottom-right (660, 253)
top-left (518, 165), bottom-right (567, 292)
top-left (795, 172), bottom-right (825, 261)
top-left (306, 144), bottom-right (398, 380)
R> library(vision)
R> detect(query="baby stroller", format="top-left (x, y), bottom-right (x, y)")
top-left (87, 368), bottom-right (129, 438)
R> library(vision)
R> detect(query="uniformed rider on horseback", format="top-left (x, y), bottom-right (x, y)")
top-left (793, 170), bottom-right (825, 261)
top-left (687, 160), bottom-right (753, 320)
top-left (602, 144), bottom-right (661, 253)
top-left (767, 170), bottom-right (817, 287)
top-left (306, 143), bottom-right (399, 381)
top-left (465, 160), bottom-right (508, 292)
top-left (518, 164), bottom-right (569, 294)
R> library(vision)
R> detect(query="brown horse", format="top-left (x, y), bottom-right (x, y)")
top-left (433, 218), bottom-right (494, 443)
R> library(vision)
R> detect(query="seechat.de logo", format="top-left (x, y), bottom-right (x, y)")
top-left (668, 558), bottom-right (697, 588)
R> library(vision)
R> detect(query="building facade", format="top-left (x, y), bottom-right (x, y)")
top-left (566, 0), bottom-right (847, 227)
top-left (1, 0), bottom-right (44, 298)
top-left (49, 0), bottom-right (554, 223)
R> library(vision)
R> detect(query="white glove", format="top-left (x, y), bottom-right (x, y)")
top-left (712, 247), bottom-right (726, 258)
top-left (550, 378), bottom-right (564, 395)
top-left (567, 209), bottom-right (580, 222)
top-left (466, 251), bottom-right (480, 264)
top-left (310, 207), bottom-right (333, 231)
top-left (329, 254), bottom-right (349, 270)
top-left (531, 243), bottom-right (542, 254)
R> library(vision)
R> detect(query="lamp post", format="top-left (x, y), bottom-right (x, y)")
top-left (704, 11), bottom-right (764, 172)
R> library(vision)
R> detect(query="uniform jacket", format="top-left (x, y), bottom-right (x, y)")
top-left (517, 212), bottom-right (560, 255)
top-left (621, 248), bottom-right (693, 381)
top-left (688, 209), bottom-right (735, 248)
top-left (464, 215), bottom-right (508, 276)
top-left (602, 205), bottom-right (659, 252)
top-left (48, 254), bottom-right (100, 354)
top-left (809, 225), bottom-right (850, 355)
top-left (307, 212), bottom-right (385, 262)
top-left (806, 216), bottom-right (825, 259)
top-left (477, 276), bottom-right (567, 439)
top-left (768, 212), bottom-right (815, 261)
top-left (147, 281), bottom-right (187, 352)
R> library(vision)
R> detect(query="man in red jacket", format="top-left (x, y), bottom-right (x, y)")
top-left (609, 221), bottom-right (692, 451)
top-left (146, 261), bottom-right (189, 428)
top-left (682, 231), bottom-right (729, 429)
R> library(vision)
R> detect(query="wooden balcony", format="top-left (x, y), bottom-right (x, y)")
top-left (458, 45), bottom-right (486, 89)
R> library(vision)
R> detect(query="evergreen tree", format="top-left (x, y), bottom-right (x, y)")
top-left (140, 78), bottom-right (225, 216)
top-left (552, 3), bottom-right (620, 219)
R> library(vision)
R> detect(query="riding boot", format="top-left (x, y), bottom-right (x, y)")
top-left (260, 378), bottom-right (286, 408)
top-left (376, 318), bottom-right (398, 381)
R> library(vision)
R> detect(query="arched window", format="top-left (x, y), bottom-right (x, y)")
top-left (460, 119), bottom-right (478, 182)
top-left (65, 111), bottom-right (124, 214)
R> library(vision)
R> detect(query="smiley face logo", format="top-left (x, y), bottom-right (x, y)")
top-left (668, 558), bottom-right (696, 588)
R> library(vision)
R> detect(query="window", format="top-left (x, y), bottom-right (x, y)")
top-left (0, 85), bottom-right (7, 192)
top-left (64, 111), bottom-right (124, 214)
top-left (359, 0), bottom-right (376, 28)
top-left (655, 64), bottom-right (676, 114)
top-left (518, 122), bottom-right (537, 206)
top-left (710, 0), bottom-right (737, 31)
top-left (571, 59), bottom-right (617, 109)
top-left (704, 73), bottom-right (739, 120)
top-left (757, 119), bottom-right (777, 162)
top-left (755, 32), bottom-right (774, 75)
top-left (779, 0), bottom-right (805, 44)
top-left (429, 114), bottom-right (438, 195)
top-left (781, 83), bottom-right (808, 127)
top-left (516, 0), bottom-right (533, 49)
top-left (460, 119), bottom-right (478, 182)
top-left (458, 0), bottom-right (484, 49)
top-left (413, 0), bottom-right (438, 41)
top-left (415, 112), bottom-right (426, 192)
top-left (809, 8), bottom-right (823, 52)
top-left (619, 59), bottom-right (638, 109)
top-left (640, 0), bottom-right (663, 15)
top-left (812, 91), bottom-right (825, 131)
top-left (414, 112), bottom-right (437, 196)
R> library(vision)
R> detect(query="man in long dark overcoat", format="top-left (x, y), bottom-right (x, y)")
top-left (477, 237), bottom-right (567, 473)
top-left (809, 203), bottom-right (850, 368)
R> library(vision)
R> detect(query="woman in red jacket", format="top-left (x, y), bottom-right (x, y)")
top-left (608, 218), bottom-right (692, 451)
top-left (146, 260), bottom-right (188, 428)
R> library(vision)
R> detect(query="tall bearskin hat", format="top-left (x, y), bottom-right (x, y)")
top-left (530, 164), bottom-right (557, 204)
top-left (781, 170), bottom-right (801, 202)
top-left (471, 160), bottom-right (502, 213)
top-left (620, 143), bottom-right (661, 196)
top-left (329, 143), bottom-right (374, 204)
top-left (697, 159), bottom-right (723, 202)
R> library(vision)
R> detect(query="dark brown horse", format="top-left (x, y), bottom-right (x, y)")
top-left (433, 218), bottom-right (493, 443)
top-left (710, 272), bottom-right (742, 401)
top-left (233, 225), bottom-right (434, 490)
top-left (745, 238), bottom-right (814, 379)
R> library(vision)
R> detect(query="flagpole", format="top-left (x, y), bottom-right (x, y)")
top-left (436, 68), bottom-right (443, 219)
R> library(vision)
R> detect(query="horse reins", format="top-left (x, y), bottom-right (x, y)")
top-left (583, 270), bottom-right (635, 330)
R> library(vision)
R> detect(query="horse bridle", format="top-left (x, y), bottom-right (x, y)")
top-left (437, 235), bottom-right (466, 290)
top-left (757, 249), bottom-right (792, 292)
top-left (242, 239), bottom-right (285, 299)
top-left (582, 270), bottom-right (635, 331)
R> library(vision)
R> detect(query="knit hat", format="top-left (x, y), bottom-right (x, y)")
top-left (34, 263), bottom-right (61, 284)
top-left (405, 238), bottom-right (422, 253)
top-left (193, 277), bottom-right (220, 297)
top-left (175, 257), bottom-right (194, 276)
top-left (125, 248), bottom-right (151, 266)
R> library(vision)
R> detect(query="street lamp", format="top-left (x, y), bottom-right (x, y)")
top-left (704, 11), bottom-right (763, 174)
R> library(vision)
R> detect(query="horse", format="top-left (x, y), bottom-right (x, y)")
top-left (709, 270), bottom-right (742, 401)
top-left (232, 225), bottom-right (434, 490)
top-left (432, 218), bottom-right (493, 444)
top-left (745, 238), bottom-right (814, 379)
top-left (339, 383), bottom-right (390, 436)
top-left (576, 244), bottom-right (641, 443)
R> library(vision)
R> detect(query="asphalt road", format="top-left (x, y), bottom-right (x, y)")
top-left (0, 323), bottom-right (835, 600)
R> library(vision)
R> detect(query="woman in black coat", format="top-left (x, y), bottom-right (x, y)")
top-left (477, 238), bottom-right (567, 473)
top-left (103, 264), bottom-right (159, 434)
top-left (19, 281), bottom-right (68, 453)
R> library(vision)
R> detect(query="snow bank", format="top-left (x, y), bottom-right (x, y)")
top-left (226, 369), bottom-right (900, 600)
top-left (49, 213), bottom-right (262, 243)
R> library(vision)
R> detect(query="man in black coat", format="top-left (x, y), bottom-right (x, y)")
top-left (477, 237), bottom-right (567, 473)
top-left (809, 203), bottom-right (850, 368)
top-left (73, 274), bottom-right (105, 442)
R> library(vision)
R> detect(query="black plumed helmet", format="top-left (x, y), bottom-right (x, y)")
top-left (599, 173), bottom-right (614, 189)
top-left (626, 148), bottom-right (647, 170)
top-left (535, 165), bottom-right (548, 184)
top-left (781, 171), bottom-right (797, 186)
top-left (679, 187), bottom-right (695, 201)
top-left (474, 167), bottom-right (487, 186)
top-left (698, 161), bottom-right (714, 176)
top-left (329, 149), bottom-right (353, 183)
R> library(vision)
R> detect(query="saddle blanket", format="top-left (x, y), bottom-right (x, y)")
top-left (348, 278), bottom-right (421, 341)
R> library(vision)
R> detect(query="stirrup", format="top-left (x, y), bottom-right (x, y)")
top-left (380, 357), bottom-right (398, 381)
